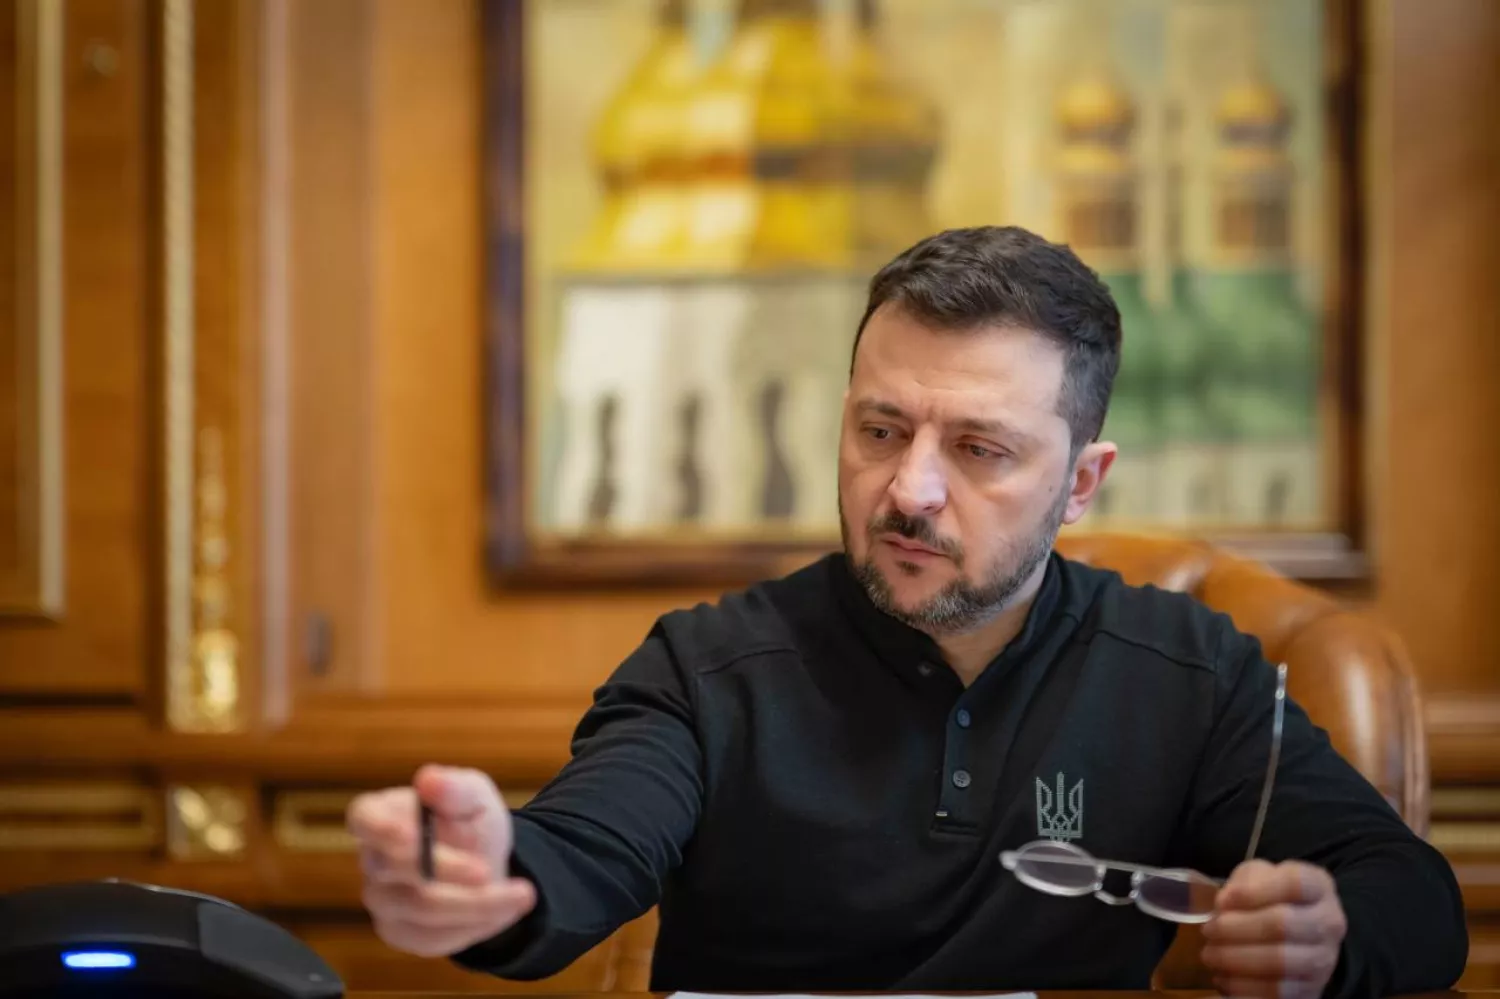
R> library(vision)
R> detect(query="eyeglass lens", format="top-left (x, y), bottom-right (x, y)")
top-left (1008, 841), bottom-right (1220, 921)
top-left (1135, 869), bottom-right (1219, 921)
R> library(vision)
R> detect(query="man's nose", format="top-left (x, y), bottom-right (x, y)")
top-left (888, 438), bottom-right (948, 518)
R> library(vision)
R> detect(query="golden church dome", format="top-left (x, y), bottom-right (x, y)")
top-left (591, 0), bottom-right (695, 185)
top-left (1214, 77), bottom-right (1291, 142)
top-left (1056, 76), bottom-right (1135, 139)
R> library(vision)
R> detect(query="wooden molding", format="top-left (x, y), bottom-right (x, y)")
top-left (0, 782), bottom-right (160, 851)
top-left (1433, 787), bottom-right (1500, 819)
top-left (0, 702), bottom-right (582, 783)
top-left (1428, 694), bottom-right (1500, 782)
top-left (0, 0), bottom-right (65, 619)
top-left (1431, 823), bottom-right (1500, 855)
top-left (1450, 861), bottom-right (1500, 914)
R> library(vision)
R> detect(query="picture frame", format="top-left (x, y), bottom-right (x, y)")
top-left (481, 0), bottom-right (1367, 588)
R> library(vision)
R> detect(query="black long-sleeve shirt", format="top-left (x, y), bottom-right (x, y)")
top-left (454, 552), bottom-right (1468, 996)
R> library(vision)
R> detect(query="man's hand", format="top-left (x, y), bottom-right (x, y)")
top-left (347, 764), bottom-right (538, 958)
top-left (1201, 859), bottom-right (1348, 998)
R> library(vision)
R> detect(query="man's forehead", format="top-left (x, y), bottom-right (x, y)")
top-left (851, 317), bottom-right (1067, 424)
top-left (856, 310), bottom-right (1063, 373)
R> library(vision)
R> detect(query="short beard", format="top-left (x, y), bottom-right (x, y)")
top-left (841, 487), bottom-right (1070, 636)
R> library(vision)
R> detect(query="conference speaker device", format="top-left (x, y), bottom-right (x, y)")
top-left (0, 879), bottom-right (344, 998)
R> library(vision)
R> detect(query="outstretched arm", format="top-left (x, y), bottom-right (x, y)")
top-left (451, 627), bottom-right (704, 980)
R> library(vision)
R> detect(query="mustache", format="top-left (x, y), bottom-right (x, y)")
top-left (868, 511), bottom-right (963, 559)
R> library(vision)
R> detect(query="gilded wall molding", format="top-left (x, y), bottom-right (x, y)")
top-left (166, 785), bottom-right (249, 859)
top-left (161, 0), bottom-right (241, 732)
top-left (1430, 823), bottom-right (1500, 854)
top-left (190, 427), bottom-right (241, 727)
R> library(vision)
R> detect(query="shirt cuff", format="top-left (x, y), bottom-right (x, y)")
top-left (448, 819), bottom-right (554, 979)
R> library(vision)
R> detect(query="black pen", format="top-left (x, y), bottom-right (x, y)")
top-left (419, 801), bottom-right (435, 881)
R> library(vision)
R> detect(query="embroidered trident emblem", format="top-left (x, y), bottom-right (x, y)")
top-left (1036, 772), bottom-right (1084, 841)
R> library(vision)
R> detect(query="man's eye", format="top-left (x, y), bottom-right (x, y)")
top-left (865, 426), bottom-right (893, 441)
top-left (963, 443), bottom-right (1002, 460)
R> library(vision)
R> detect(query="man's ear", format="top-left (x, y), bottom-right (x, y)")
top-left (1063, 440), bottom-right (1118, 525)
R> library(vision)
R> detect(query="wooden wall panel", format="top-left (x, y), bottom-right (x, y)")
top-left (0, 0), bottom-right (150, 694)
top-left (0, 0), bottom-right (65, 620)
top-left (1364, 7), bottom-right (1500, 979)
top-left (1369, 0), bottom-right (1500, 773)
top-left (279, 0), bottom-right (380, 703)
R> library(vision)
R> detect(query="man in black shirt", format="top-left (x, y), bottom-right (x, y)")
top-left (348, 227), bottom-right (1467, 998)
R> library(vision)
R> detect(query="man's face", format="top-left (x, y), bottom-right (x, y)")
top-left (838, 304), bottom-right (1111, 635)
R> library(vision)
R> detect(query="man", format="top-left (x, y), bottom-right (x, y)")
top-left (348, 227), bottom-right (1467, 998)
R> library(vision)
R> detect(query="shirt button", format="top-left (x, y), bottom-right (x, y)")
top-left (952, 769), bottom-right (972, 789)
top-left (917, 662), bottom-right (935, 677)
top-left (956, 709), bottom-right (972, 728)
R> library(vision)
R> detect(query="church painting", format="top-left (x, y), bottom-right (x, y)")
top-left (481, 0), bottom-right (1364, 584)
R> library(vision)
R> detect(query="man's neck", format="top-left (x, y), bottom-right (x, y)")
top-left (930, 564), bottom-right (1048, 687)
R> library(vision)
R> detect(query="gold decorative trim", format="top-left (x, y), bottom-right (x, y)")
top-left (273, 791), bottom-right (359, 853)
top-left (163, 0), bottom-right (195, 728)
top-left (1429, 822), bottom-right (1500, 855)
top-left (0, 784), bottom-right (161, 851)
top-left (1432, 787), bottom-right (1500, 818)
top-left (190, 427), bottom-right (240, 728)
top-left (272, 788), bottom-right (536, 853)
top-left (160, 0), bottom-right (240, 731)
top-left (34, 0), bottom-right (64, 615)
top-left (166, 785), bottom-right (248, 859)
top-left (259, 0), bottom-right (292, 725)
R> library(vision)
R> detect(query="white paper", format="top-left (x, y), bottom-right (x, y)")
top-left (671, 993), bottom-right (1037, 999)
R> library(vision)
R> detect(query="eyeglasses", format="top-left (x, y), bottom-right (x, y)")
top-left (998, 661), bottom-right (1287, 924)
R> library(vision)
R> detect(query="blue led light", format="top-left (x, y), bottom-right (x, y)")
top-left (61, 950), bottom-right (136, 970)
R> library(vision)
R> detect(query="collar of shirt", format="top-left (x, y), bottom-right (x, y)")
top-left (826, 549), bottom-right (1068, 691)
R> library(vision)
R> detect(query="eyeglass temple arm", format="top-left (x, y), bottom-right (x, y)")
top-left (1242, 662), bottom-right (1288, 863)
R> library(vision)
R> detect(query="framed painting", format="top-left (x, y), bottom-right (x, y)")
top-left (481, 0), bottom-right (1366, 587)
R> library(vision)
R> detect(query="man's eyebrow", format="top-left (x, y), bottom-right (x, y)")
top-left (954, 416), bottom-right (1030, 440)
top-left (855, 398), bottom-right (1039, 446)
top-left (854, 398), bottom-right (906, 420)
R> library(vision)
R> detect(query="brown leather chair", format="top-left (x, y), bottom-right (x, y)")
top-left (603, 535), bottom-right (1432, 991)
top-left (1053, 533), bottom-right (1430, 987)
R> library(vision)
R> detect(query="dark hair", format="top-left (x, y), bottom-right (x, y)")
top-left (851, 226), bottom-right (1122, 451)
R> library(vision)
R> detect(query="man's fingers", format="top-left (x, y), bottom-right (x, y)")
top-left (363, 878), bottom-right (535, 930)
top-left (415, 765), bottom-right (505, 823)
top-left (1217, 860), bottom-right (1333, 911)
top-left (347, 787), bottom-right (419, 847)
top-left (360, 843), bottom-right (492, 888)
top-left (1203, 903), bottom-right (1325, 944)
top-left (365, 879), bottom-right (539, 956)
top-left (1202, 942), bottom-right (1332, 981)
